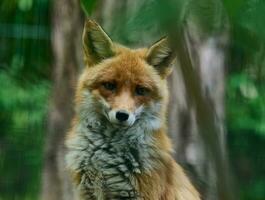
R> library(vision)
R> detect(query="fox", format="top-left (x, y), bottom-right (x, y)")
top-left (65, 19), bottom-right (200, 200)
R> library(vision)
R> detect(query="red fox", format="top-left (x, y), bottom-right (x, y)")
top-left (65, 20), bottom-right (200, 200)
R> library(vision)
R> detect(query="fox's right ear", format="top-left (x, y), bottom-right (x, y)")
top-left (82, 20), bottom-right (115, 65)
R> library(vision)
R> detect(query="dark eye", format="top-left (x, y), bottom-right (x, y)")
top-left (102, 82), bottom-right (116, 91)
top-left (135, 86), bottom-right (150, 96)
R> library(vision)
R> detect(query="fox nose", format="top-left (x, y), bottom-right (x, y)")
top-left (116, 111), bottom-right (129, 122)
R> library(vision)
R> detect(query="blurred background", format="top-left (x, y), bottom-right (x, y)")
top-left (0, 0), bottom-right (264, 200)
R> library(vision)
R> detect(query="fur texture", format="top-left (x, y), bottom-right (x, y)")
top-left (65, 20), bottom-right (200, 200)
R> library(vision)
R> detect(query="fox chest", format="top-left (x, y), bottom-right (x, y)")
top-left (67, 125), bottom-right (157, 199)
top-left (78, 141), bottom-right (141, 199)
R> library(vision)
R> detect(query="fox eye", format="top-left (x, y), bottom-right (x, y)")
top-left (102, 82), bottom-right (116, 91)
top-left (135, 86), bottom-right (150, 96)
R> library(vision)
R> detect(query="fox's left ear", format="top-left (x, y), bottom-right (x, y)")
top-left (82, 20), bottom-right (115, 65)
top-left (146, 37), bottom-right (174, 78)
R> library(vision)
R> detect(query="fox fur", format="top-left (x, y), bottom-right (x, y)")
top-left (65, 20), bottom-right (200, 200)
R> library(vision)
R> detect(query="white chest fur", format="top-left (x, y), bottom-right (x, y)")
top-left (66, 116), bottom-right (162, 199)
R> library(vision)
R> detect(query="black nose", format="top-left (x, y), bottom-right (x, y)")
top-left (116, 111), bottom-right (129, 122)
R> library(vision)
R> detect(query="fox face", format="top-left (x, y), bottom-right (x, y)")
top-left (76, 20), bottom-right (174, 128)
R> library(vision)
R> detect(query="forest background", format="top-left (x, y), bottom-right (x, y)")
top-left (0, 0), bottom-right (264, 199)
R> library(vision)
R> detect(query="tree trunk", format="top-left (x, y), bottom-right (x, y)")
top-left (41, 0), bottom-right (83, 199)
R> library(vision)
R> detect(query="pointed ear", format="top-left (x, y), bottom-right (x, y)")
top-left (146, 37), bottom-right (174, 78)
top-left (82, 20), bottom-right (115, 65)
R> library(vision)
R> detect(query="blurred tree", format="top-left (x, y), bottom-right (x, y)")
top-left (40, 0), bottom-right (83, 200)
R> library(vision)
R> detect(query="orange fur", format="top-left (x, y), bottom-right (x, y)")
top-left (134, 130), bottom-right (200, 200)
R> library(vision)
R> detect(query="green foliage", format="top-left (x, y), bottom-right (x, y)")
top-left (222, 0), bottom-right (265, 47)
top-left (222, 0), bottom-right (245, 19)
top-left (224, 0), bottom-right (265, 134)
top-left (18, 0), bottom-right (33, 11)
top-left (0, 69), bottom-right (50, 199)
top-left (232, 0), bottom-right (265, 42)
top-left (228, 132), bottom-right (265, 200)
top-left (224, 1), bottom-right (265, 198)
top-left (0, 0), bottom-right (51, 199)
top-left (81, 0), bottom-right (97, 16)
top-left (227, 73), bottom-right (265, 136)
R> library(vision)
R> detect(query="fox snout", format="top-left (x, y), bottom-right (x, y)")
top-left (108, 109), bottom-right (136, 126)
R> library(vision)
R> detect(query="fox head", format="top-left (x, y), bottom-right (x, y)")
top-left (76, 20), bottom-right (174, 128)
